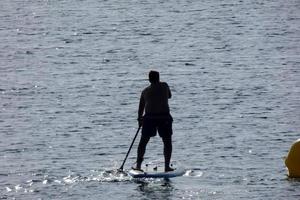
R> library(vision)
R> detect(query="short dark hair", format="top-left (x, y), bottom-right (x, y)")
top-left (149, 70), bottom-right (159, 83)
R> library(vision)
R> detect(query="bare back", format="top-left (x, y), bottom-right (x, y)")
top-left (139, 82), bottom-right (171, 115)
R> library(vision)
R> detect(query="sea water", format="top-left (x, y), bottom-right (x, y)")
top-left (0, 0), bottom-right (299, 199)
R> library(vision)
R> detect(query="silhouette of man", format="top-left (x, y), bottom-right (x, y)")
top-left (135, 70), bottom-right (174, 172)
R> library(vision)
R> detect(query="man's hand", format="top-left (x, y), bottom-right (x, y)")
top-left (137, 117), bottom-right (143, 127)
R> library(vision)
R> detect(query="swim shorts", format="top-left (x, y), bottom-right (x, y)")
top-left (142, 114), bottom-right (173, 138)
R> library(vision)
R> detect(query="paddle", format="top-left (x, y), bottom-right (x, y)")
top-left (118, 126), bottom-right (142, 171)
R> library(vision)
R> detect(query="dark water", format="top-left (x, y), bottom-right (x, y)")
top-left (1, 0), bottom-right (300, 199)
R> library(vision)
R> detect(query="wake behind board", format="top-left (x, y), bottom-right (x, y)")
top-left (128, 161), bottom-right (185, 178)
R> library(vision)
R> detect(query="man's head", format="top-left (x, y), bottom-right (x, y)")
top-left (148, 70), bottom-right (160, 83)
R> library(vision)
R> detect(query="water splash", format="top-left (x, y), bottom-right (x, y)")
top-left (184, 169), bottom-right (203, 177)
top-left (85, 169), bottom-right (131, 182)
top-left (3, 169), bottom-right (133, 195)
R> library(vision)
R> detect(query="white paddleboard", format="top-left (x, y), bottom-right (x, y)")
top-left (128, 161), bottom-right (185, 178)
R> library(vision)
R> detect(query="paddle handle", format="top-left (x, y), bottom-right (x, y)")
top-left (119, 126), bottom-right (141, 171)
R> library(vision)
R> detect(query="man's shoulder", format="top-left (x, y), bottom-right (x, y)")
top-left (142, 85), bottom-right (151, 94)
top-left (160, 82), bottom-right (169, 87)
top-left (142, 82), bottom-right (169, 92)
top-left (143, 85), bottom-right (151, 91)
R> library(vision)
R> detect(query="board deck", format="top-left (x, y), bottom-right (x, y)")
top-left (128, 161), bottom-right (185, 178)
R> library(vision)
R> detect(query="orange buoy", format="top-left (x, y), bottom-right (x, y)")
top-left (285, 139), bottom-right (300, 178)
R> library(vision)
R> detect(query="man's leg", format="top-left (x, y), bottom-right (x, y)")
top-left (162, 136), bottom-right (174, 172)
top-left (136, 135), bottom-right (150, 169)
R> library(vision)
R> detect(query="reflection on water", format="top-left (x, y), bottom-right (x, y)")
top-left (136, 179), bottom-right (174, 200)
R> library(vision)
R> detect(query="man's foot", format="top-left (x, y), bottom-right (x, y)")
top-left (165, 166), bottom-right (175, 172)
top-left (131, 166), bottom-right (144, 172)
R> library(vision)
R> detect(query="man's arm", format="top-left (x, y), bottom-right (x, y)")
top-left (167, 84), bottom-right (172, 99)
top-left (138, 92), bottom-right (145, 119)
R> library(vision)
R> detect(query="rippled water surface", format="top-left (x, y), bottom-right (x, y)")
top-left (1, 0), bottom-right (300, 199)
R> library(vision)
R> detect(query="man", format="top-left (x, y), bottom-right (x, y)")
top-left (134, 70), bottom-right (174, 172)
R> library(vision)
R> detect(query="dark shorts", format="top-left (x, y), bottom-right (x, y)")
top-left (142, 114), bottom-right (173, 138)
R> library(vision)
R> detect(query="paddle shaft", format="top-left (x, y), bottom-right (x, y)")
top-left (119, 126), bottom-right (141, 171)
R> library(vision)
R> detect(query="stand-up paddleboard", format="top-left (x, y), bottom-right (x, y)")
top-left (128, 161), bottom-right (185, 178)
